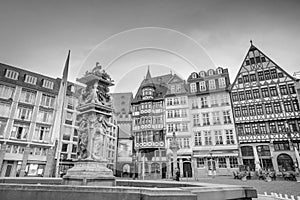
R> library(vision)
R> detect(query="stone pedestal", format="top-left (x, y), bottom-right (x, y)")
top-left (63, 160), bottom-right (115, 186)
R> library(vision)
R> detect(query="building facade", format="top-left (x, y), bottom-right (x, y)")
top-left (230, 43), bottom-right (300, 173)
top-left (131, 69), bottom-right (172, 179)
top-left (164, 74), bottom-right (192, 178)
top-left (0, 63), bottom-right (82, 177)
top-left (187, 67), bottom-right (239, 177)
top-left (111, 92), bottom-right (133, 177)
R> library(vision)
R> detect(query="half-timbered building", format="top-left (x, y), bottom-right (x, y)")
top-left (230, 42), bottom-right (300, 173)
top-left (131, 68), bottom-right (172, 179)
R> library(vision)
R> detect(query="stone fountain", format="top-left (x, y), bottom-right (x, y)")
top-left (63, 65), bottom-right (116, 186)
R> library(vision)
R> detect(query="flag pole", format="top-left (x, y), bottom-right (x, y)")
top-left (55, 50), bottom-right (70, 178)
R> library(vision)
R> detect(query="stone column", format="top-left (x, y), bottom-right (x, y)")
top-left (169, 132), bottom-right (180, 179)
top-left (0, 143), bottom-right (7, 176)
top-left (179, 158), bottom-right (183, 177)
top-left (19, 145), bottom-right (30, 177)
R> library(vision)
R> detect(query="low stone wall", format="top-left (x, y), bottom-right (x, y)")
top-left (0, 178), bottom-right (257, 200)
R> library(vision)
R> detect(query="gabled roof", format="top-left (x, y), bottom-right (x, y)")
top-left (231, 41), bottom-right (297, 90)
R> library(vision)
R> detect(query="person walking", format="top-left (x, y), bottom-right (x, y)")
top-left (175, 168), bottom-right (180, 181)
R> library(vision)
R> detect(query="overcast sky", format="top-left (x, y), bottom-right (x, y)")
top-left (1, 0), bottom-right (299, 93)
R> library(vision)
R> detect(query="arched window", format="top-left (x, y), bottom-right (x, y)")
top-left (277, 154), bottom-right (294, 172)
top-left (199, 71), bottom-right (206, 77)
top-left (217, 68), bottom-right (223, 74)
top-left (192, 73), bottom-right (197, 79)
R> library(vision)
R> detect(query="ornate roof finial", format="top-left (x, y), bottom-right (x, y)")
top-left (250, 40), bottom-right (253, 45)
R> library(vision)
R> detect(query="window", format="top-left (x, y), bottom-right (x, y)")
top-left (24, 74), bottom-right (37, 85)
top-left (269, 86), bottom-right (278, 96)
top-left (284, 101), bottom-right (293, 112)
top-left (255, 56), bottom-right (261, 63)
top-left (220, 94), bottom-right (229, 105)
top-left (175, 85), bottom-right (182, 93)
top-left (37, 110), bottom-right (53, 123)
top-left (238, 91), bottom-right (245, 101)
top-left (204, 131), bottom-right (212, 145)
top-left (250, 74), bottom-right (257, 82)
top-left (223, 110), bottom-right (232, 124)
top-left (200, 97), bottom-right (208, 108)
top-left (33, 125), bottom-right (50, 142)
top-left (269, 122), bottom-right (277, 133)
top-left (225, 129), bottom-right (235, 144)
top-left (0, 120), bottom-right (7, 137)
top-left (214, 130), bottom-right (223, 145)
top-left (237, 125), bottom-right (244, 135)
top-left (231, 92), bottom-right (238, 102)
top-left (191, 98), bottom-right (199, 109)
top-left (256, 104), bottom-right (263, 115)
top-left (63, 127), bottom-right (72, 141)
top-left (166, 98), bottom-right (173, 106)
top-left (234, 107), bottom-right (241, 117)
top-left (270, 69), bottom-right (278, 79)
top-left (194, 132), bottom-right (202, 146)
top-left (174, 97), bottom-right (180, 105)
top-left (253, 89), bottom-right (260, 99)
top-left (279, 85), bottom-right (288, 95)
top-left (288, 84), bottom-right (296, 94)
top-left (218, 157), bottom-right (226, 168)
top-left (273, 102), bottom-right (282, 113)
top-left (199, 81), bottom-right (206, 91)
top-left (245, 90), bottom-right (252, 100)
top-left (41, 94), bottom-right (55, 108)
top-left (200, 71), bottom-right (205, 77)
top-left (244, 124), bottom-right (251, 134)
top-left (256, 145), bottom-right (271, 156)
top-left (210, 95), bottom-right (218, 106)
top-left (258, 71), bottom-right (264, 81)
top-left (209, 79), bottom-right (216, 90)
top-left (11, 123), bottom-right (29, 140)
top-left (61, 143), bottom-right (68, 152)
top-left (170, 85), bottom-right (175, 93)
top-left (192, 73), bottom-right (197, 79)
top-left (249, 105), bottom-right (256, 116)
top-left (0, 84), bottom-right (14, 99)
top-left (243, 75), bottom-right (250, 83)
top-left (208, 69), bottom-right (214, 76)
top-left (229, 157), bottom-right (238, 168)
top-left (241, 106), bottom-right (248, 116)
top-left (265, 103), bottom-right (273, 114)
top-left (190, 83), bottom-right (197, 93)
top-left (217, 68), bottom-right (223, 74)
top-left (259, 123), bottom-right (267, 134)
top-left (193, 114), bottom-right (200, 127)
top-left (0, 102), bottom-right (11, 117)
top-left (264, 70), bottom-right (271, 80)
top-left (19, 89), bottom-right (36, 104)
top-left (180, 96), bottom-right (187, 105)
top-left (252, 123), bottom-right (259, 134)
top-left (218, 77), bottom-right (226, 88)
top-left (238, 78), bottom-right (243, 84)
top-left (42, 79), bottom-right (54, 89)
top-left (16, 106), bottom-right (33, 120)
top-left (5, 69), bottom-right (19, 80)
top-left (183, 138), bottom-right (190, 148)
top-left (202, 113), bottom-right (210, 126)
top-left (196, 158), bottom-right (205, 168)
top-left (241, 146), bottom-right (254, 156)
top-left (67, 97), bottom-right (76, 110)
top-left (261, 87), bottom-right (269, 98)
top-left (212, 112), bottom-right (220, 125)
top-left (292, 99), bottom-right (299, 111)
top-left (274, 142), bottom-right (290, 151)
top-left (277, 121), bottom-right (286, 132)
top-left (65, 111), bottom-right (73, 125)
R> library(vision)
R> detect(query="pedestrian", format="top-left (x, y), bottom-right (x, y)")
top-left (175, 168), bottom-right (180, 181)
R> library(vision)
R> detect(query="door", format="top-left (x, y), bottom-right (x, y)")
top-left (183, 162), bottom-right (192, 177)
top-left (5, 165), bottom-right (12, 177)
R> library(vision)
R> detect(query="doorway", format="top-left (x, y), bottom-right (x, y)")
top-left (183, 161), bottom-right (192, 177)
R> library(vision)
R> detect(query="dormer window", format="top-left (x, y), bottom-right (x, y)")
top-left (24, 74), bottom-right (37, 85)
top-left (192, 73), bottom-right (197, 79)
top-left (217, 68), bottom-right (223, 74)
top-left (42, 79), bottom-right (54, 90)
top-left (208, 69), bottom-right (214, 76)
top-left (142, 87), bottom-right (154, 100)
top-left (5, 69), bottom-right (19, 80)
top-left (199, 71), bottom-right (206, 77)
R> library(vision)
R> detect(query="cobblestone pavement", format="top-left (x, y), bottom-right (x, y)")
top-left (182, 176), bottom-right (300, 198)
